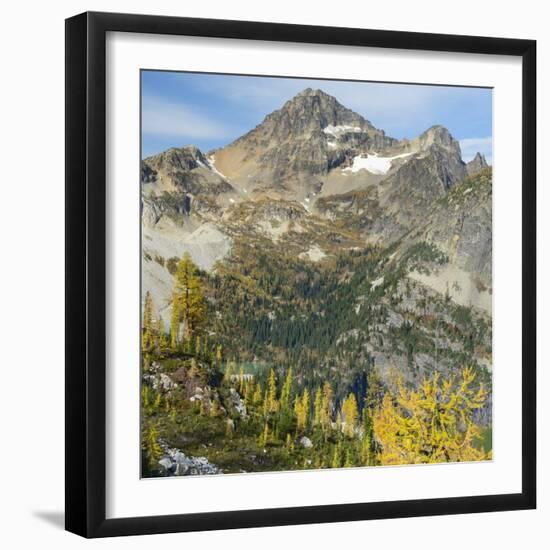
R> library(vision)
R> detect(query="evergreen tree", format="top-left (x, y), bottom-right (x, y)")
top-left (366, 369), bottom-right (384, 410)
top-left (295, 388), bottom-right (310, 432)
top-left (153, 391), bottom-right (162, 411)
top-left (344, 448), bottom-right (354, 468)
top-left (195, 335), bottom-right (202, 357)
top-left (373, 367), bottom-right (490, 465)
top-left (331, 442), bottom-right (341, 469)
top-left (263, 388), bottom-right (270, 418)
top-left (267, 369), bottom-right (279, 413)
top-left (142, 291), bottom-right (156, 351)
top-left (361, 405), bottom-right (375, 466)
top-left (313, 386), bottom-right (322, 426)
top-left (171, 252), bottom-right (207, 345)
top-left (341, 393), bottom-right (359, 438)
top-left (142, 423), bottom-right (162, 470)
top-left (280, 368), bottom-right (293, 411)
top-left (170, 298), bottom-right (179, 349)
top-left (141, 385), bottom-right (151, 414)
top-left (260, 422), bottom-right (269, 447)
top-left (302, 388), bottom-right (310, 430)
top-left (243, 378), bottom-right (254, 410)
top-left (239, 365), bottom-right (246, 394)
top-left (252, 382), bottom-right (263, 407)
top-left (157, 316), bottom-right (168, 350)
top-left (320, 382), bottom-right (334, 433)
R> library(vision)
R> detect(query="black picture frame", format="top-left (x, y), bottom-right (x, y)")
top-left (65, 11), bottom-right (536, 538)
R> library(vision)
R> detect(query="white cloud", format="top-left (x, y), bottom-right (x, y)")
top-left (459, 137), bottom-right (493, 164)
top-left (142, 96), bottom-right (234, 140)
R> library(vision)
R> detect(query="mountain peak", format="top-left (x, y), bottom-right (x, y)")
top-left (466, 151), bottom-right (489, 175)
top-left (296, 87), bottom-right (318, 95)
top-left (266, 87), bottom-right (376, 136)
top-left (421, 125), bottom-right (452, 140)
top-left (142, 145), bottom-right (211, 180)
top-left (473, 152), bottom-right (487, 164)
top-left (212, 87), bottom-right (396, 192)
top-left (416, 125), bottom-right (461, 156)
top-left (283, 87), bottom-right (346, 112)
top-left (295, 87), bottom-right (331, 98)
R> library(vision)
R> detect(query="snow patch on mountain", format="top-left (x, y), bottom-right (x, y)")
top-left (206, 154), bottom-right (229, 180)
top-left (322, 124), bottom-right (362, 136)
top-left (343, 152), bottom-right (413, 175)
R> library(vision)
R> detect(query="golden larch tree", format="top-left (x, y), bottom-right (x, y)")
top-left (266, 369), bottom-right (279, 413)
top-left (170, 252), bottom-right (206, 346)
top-left (142, 291), bottom-right (156, 351)
top-left (320, 381), bottom-right (334, 433)
top-left (313, 386), bottom-right (322, 426)
top-left (341, 393), bottom-right (359, 438)
top-left (294, 388), bottom-right (310, 432)
top-left (373, 367), bottom-right (490, 465)
top-left (280, 368), bottom-right (293, 412)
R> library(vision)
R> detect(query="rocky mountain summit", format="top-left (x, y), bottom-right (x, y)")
top-left (466, 152), bottom-right (489, 175)
top-left (141, 88), bottom-right (492, 318)
top-left (208, 88), bottom-right (395, 199)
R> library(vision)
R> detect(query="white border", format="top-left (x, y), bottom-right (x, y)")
top-left (106, 32), bottom-right (523, 519)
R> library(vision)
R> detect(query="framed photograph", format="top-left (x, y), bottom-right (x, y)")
top-left (65, 11), bottom-right (536, 538)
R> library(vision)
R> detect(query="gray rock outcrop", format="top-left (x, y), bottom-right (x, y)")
top-left (466, 152), bottom-right (489, 175)
top-left (158, 447), bottom-right (221, 476)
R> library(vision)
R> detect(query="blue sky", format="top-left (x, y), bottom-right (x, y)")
top-left (141, 71), bottom-right (492, 163)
